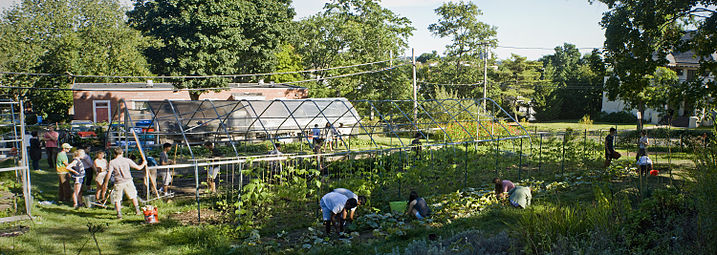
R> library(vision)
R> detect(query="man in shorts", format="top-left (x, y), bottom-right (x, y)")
top-left (158, 143), bottom-right (174, 195)
top-left (320, 191), bottom-right (358, 234)
top-left (204, 142), bottom-right (222, 193)
top-left (108, 147), bottom-right (147, 219)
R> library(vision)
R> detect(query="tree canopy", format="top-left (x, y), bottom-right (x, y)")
top-left (127, 0), bottom-right (295, 100)
top-left (0, 0), bottom-right (153, 122)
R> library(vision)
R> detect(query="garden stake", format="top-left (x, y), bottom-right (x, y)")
top-left (464, 143), bottom-right (468, 189)
top-left (561, 132), bottom-right (566, 175)
top-left (539, 133), bottom-right (543, 173)
top-left (519, 137), bottom-right (522, 181)
top-left (583, 129), bottom-right (587, 163)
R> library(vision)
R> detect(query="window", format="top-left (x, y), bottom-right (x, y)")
top-left (675, 69), bottom-right (683, 76)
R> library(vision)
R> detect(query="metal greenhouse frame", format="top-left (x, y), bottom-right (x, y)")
top-left (107, 98), bottom-right (530, 222)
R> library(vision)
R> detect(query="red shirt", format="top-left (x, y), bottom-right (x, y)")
top-left (44, 131), bottom-right (59, 148)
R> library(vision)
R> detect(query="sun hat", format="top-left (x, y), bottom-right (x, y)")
top-left (61, 143), bottom-right (73, 149)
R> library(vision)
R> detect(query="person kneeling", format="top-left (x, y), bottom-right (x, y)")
top-left (407, 191), bottom-right (431, 219)
top-left (320, 192), bottom-right (358, 234)
top-left (508, 186), bottom-right (532, 209)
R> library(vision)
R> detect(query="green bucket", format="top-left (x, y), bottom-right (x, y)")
top-left (390, 201), bottom-right (407, 213)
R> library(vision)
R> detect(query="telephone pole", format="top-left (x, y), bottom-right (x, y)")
top-left (412, 48), bottom-right (417, 121)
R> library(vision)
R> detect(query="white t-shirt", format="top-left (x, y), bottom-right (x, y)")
top-left (639, 136), bottom-right (649, 149)
top-left (94, 158), bottom-right (108, 172)
top-left (333, 188), bottom-right (358, 212)
top-left (637, 156), bottom-right (652, 166)
top-left (321, 192), bottom-right (348, 214)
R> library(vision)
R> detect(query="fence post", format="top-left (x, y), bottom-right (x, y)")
top-left (519, 137), bottom-right (523, 181)
top-left (464, 143), bottom-right (468, 189)
top-left (583, 129), bottom-right (587, 163)
top-left (539, 133), bottom-right (543, 174)
top-left (495, 136), bottom-right (500, 176)
top-left (668, 129), bottom-right (673, 185)
top-left (561, 132), bottom-right (566, 175)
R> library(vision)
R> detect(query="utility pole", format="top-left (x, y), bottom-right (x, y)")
top-left (412, 48), bottom-right (417, 121)
top-left (483, 46), bottom-right (488, 113)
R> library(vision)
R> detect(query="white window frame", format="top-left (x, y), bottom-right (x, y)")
top-left (93, 100), bottom-right (111, 123)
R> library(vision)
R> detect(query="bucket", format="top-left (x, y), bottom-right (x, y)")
top-left (142, 206), bottom-right (159, 224)
top-left (389, 201), bottom-right (407, 213)
top-left (83, 195), bottom-right (95, 208)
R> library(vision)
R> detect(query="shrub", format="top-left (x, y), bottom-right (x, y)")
top-left (385, 230), bottom-right (512, 255)
top-left (596, 111), bottom-right (636, 124)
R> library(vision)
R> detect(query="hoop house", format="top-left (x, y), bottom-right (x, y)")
top-left (107, 97), bottom-right (530, 222)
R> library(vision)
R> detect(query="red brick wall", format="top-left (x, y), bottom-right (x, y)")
top-left (73, 88), bottom-right (308, 121)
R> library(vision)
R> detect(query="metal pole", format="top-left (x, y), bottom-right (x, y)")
top-left (539, 133), bottom-right (543, 173)
top-left (412, 48), bottom-right (418, 121)
top-left (483, 46), bottom-right (488, 113)
top-left (464, 143), bottom-right (468, 188)
top-left (519, 137), bottom-right (522, 180)
top-left (561, 132), bottom-right (566, 175)
top-left (19, 101), bottom-right (31, 216)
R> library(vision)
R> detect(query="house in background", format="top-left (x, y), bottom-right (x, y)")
top-left (71, 82), bottom-right (308, 123)
top-left (601, 49), bottom-right (716, 127)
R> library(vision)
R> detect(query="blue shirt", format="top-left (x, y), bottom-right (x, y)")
top-left (321, 192), bottom-right (348, 214)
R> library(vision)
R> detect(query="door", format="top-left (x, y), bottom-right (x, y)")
top-left (93, 100), bottom-right (110, 123)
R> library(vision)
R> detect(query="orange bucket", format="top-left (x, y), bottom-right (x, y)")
top-left (143, 207), bottom-right (159, 224)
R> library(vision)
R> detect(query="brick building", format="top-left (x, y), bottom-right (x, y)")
top-left (71, 82), bottom-right (308, 123)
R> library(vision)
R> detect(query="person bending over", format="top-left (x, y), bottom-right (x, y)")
top-left (508, 186), bottom-right (532, 209)
top-left (332, 188), bottom-right (367, 222)
top-left (320, 192), bottom-right (358, 234)
top-left (407, 191), bottom-right (431, 220)
top-left (493, 178), bottom-right (515, 199)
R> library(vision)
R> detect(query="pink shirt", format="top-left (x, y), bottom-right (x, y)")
top-left (44, 131), bottom-right (59, 148)
top-left (501, 180), bottom-right (515, 193)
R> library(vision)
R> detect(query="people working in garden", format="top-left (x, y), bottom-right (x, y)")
top-left (320, 191), bottom-right (358, 234)
top-left (158, 143), bottom-right (174, 195)
top-left (332, 188), bottom-right (366, 221)
top-left (94, 151), bottom-right (109, 201)
top-left (56, 143), bottom-right (73, 204)
top-left (604, 127), bottom-right (618, 167)
top-left (406, 190), bottom-right (431, 219)
top-left (108, 147), bottom-right (147, 219)
top-left (79, 146), bottom-right (95, 191)
top-left (29, 131), bottom-right (42, 171)
top-left (324, 123), bottom-right (334, 151)
top-left (493, 178), bottom-right (515, 199)
top-left (636, 155), bottom-right (653, 176)
top-left (411, 132), bottom-right (423, 159)
top-left (508, 186), bottom-right (532, 209)
top-left (65, 149), bottom-right (86, 209)
top-left (44, 125), bottom-right (59, 171)
top-left (311, 124), bottom-right (322, 147)
top-left (637, 130), bottom-right (649, 160)
top-left (204, 142), bottom-right (222, 193)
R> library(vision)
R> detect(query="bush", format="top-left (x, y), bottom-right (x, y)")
top-left (385, 230), bottom-right (513, 255)
top-left (596, 111), bottom-right (636, 124)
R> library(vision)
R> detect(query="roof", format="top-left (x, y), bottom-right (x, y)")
top-left (666, 50), bottom-right (717, 68)
top-left (71, 82), bottom-right (307, 91)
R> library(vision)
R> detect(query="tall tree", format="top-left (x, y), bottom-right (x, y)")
top-left (128, 0), bottom-right (295, 100)
top-left (293, 0), bottom-right (414, 110)
top-left (597, 0), bottom-right (717, 129)
top-left (493, 54), bottom-right (541, 121)
top-left (539, 44), bottom-right (605, 120)
top-left (426, 1), bottom-right (497, 98)
top-left (0, 0), bottom-right (153, 122)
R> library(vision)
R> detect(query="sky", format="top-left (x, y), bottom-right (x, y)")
top-left (0, 0), bottom-right (609, 60)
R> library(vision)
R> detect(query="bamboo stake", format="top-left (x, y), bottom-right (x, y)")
top-left (131, 129), bottom-right (160, 200)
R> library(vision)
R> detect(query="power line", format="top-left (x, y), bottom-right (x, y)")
top-left (0, 64), bottom-right (403, 92)
top-left (0, 58), bottom-right (400, 79)
top-left (418, 81), bottom-right (483, 86)
top-left (496, 45), bottom-right (602, 51)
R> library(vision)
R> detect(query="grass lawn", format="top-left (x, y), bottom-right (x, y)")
top-left (522, 120), bottom-right (656, 132)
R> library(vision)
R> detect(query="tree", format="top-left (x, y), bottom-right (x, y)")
top-left (424, 1), bottom-right (497, 99)
top-left (417, 51), bottom-right (440, 64)
top-left (538, 44), bottom-right (605, 120)
top-left (293, 0), bottom-right (414, 109)
top-left (597, 0), bottom-right (717, 129)
top-left (428, 1), bottom-right (497, 77)
top-left (128, 0), bottom-right (295, 100)
top-left (492, 54), bottom-right (542, 121)
top-left (0, 0), bottom-right (153, 122)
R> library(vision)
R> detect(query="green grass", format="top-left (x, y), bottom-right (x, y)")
top-left (0, 142), bottom-right (699, 254)
top-left (525, 120), bottom-right (654, 132)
